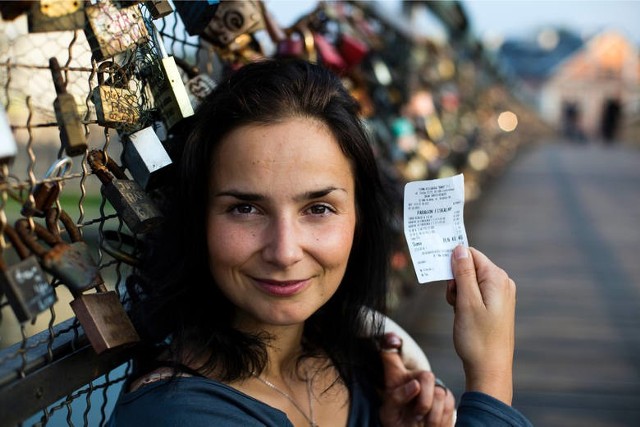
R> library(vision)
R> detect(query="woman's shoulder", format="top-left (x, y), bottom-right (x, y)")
top-left (108, 375), bottom-right (292, 427)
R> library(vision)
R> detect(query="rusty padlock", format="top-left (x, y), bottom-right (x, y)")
top-left (21, 156), bottom-right (72, 218)
top-left (15, 208), bottom-right (102, 295)
top-left (15, 209), bottom-right (139, 353)
top-left (88, 150), bottom-right (163, 234)
top-left (145, 0), bottom-right (173, 19)
top-left (91, 61), bottom-right (140, 128)
top-left (0, 224), bottom-right (56, 323)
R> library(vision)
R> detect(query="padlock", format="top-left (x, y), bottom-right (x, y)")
top-left (121, 126), bottom-right (172, 190)
top-left (276, 26), bottom-right (317, 63)
top-left (144, 0), bottom-right (173, 19)
top-left (28, 0), bottom-right (85, 33)
top-left (202, 0), bottom-right (264, 48)
top-left (0, 104), bottom-right (18, 164)
top-left (174, 57), bottom-right (216, 109)
top-left (172, 0), bottom-right (220, 36)
top-left (0, 224), bottom-right (56, 323)
top-left (21, 157), bottom-right (72, 218)
top-left (146, 26), bottom-right (194, 130)
top-left (88, 149), bottom-right (163, 234)
top-left (84, 0), bottom-right (149, 61)
top-left (338, 33), bottom-right (369, 69)
top-left (90, 61), bottom-right (140, 128)
top-left (70, 289), bottom-right (140, 354)
top-left (49, 57), bottom-right (87, 157)
top-left (313, 32), bottom-right (347, 73)
top-left (15, 208), bottom-right (103, 295)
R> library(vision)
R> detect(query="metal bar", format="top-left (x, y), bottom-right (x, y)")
top-left (0, 318), bottom-right (136, 425)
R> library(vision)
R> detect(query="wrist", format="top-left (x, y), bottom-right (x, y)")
top-left (464, 365), bottom-right (513, 406)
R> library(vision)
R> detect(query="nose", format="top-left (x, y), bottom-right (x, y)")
top-left (262, 215), bottom-right (304, 268)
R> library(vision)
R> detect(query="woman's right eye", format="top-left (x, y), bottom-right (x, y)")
top-left (229, 204), bottom-right (258, 215)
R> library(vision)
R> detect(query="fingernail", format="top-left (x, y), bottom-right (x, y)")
top-left (403, 380), bottom-right (418, 397)
top-left (382, 333), bottom-right (402, 350)
top-left (454, 245), bottom-right (469, 259)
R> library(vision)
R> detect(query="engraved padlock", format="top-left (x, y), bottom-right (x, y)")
top-left (146, 26), bottom-right (194, 130)
top-left (174, 57), bottom-right (216, 109)
top-left (28, 0), bottom-right (85, 33)
top-left (84, 0), bottom-right (149, 61)
top-left (91, 61), bottom-right (140, 128)
top-left (88, 149), bottom-right (163, 234)
top-left (202, 0), bottom-right (264, 48)
top-left (145, 0), bottom-right (173, 19)
top-left (21, 157), bottom-right (72, 218)
top-left (172, 0), bottom-right (220, 36)
top-left (0, 104), bottom-right (18, 164)
top-left (70, 288), bottom-right (140, 354)
top-left (49, 57), bottom-right (87, 157)
top-left (0, 224), bottom-right (56, 323)
top-left (121, 126), bottom-right (172, 190)
top-left (16, 208), bottom-right (103, 295)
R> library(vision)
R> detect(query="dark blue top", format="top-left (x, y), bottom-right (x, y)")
top-left (107, 377), bottom-right (532, 426)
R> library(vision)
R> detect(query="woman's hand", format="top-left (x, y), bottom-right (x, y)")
top-left (446, 245), bottom-right (516, 405)
top-left (379, 333), bottom-right (455, 426)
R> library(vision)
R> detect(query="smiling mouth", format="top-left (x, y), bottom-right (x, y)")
top-left (252, 278), bottom-right (311, 296)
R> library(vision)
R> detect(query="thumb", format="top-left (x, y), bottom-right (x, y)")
top-left (380, 333), bottom-right (411, 389)
top-left (451, 245), bottom-right (482, 305)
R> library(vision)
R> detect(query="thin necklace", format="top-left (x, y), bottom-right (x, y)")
top-left (253, 373), bottom-right (318, 427)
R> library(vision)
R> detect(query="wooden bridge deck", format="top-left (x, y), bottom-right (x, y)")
top-left (393, 140), bottom-right (640, 427)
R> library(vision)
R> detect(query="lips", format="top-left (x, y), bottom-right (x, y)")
top-left (252, 278), bottom-right (311, 297)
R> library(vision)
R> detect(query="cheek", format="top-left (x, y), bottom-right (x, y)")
top-left (206, 219), bottom-right (253, 273)
top-left (312, 221), bottom-right (356, 271)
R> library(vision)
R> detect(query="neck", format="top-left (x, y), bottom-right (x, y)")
top-left (234, 318), bottom-right (307, 380)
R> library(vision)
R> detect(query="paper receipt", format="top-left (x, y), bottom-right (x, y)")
top-left (403, 174), bottom-right (469, 283)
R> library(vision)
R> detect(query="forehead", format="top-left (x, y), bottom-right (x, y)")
top-left (210, 117), bottom-right (355, 191)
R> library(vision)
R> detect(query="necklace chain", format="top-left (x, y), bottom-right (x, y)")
top-left (253, 373), bottom-right (318, 427)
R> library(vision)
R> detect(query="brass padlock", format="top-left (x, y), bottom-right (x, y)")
top-left (202, 0), bottom-right (264, 48)
top-left (15, 208), bottom-right (103, 295)
top-left (0, 224), bottom-right (57, 323)
top-left (21, 157), bottom-right (72, 218)
top-left (121, 126), bottom-right (172, 190)
top-left (84, 0), bottom-right (149, 61)
top-left (88, 150), bottom-right (163, 234)
top-left (146, 26), bottom-right (194, 130)
top-left (145, 0), bottom-right (173, 19)
top-left (49, 57), bottom-right (87, 157)
top-left (28, 0), bottom-right (85, 33)
top-left (91, 61), bottom-right (140, 129)
top-left (0, 104), bottom-right (18, 164)
top-left (70, 290), bottom-right (140, 354)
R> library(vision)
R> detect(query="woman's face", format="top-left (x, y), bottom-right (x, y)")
top-left (206, 117), bottom-right (357, 331)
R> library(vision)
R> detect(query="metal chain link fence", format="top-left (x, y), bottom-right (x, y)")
top-left (0, 1), bottom-right (552, 426)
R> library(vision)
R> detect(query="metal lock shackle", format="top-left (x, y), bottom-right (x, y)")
top-left (15, 208), bottom-right (103, 296)
top-left (21, 156), bottom-right (73, 217)
top-left (87, 149), bottom-right (127, 184)
top-left (0, 223), bottom-right (57, 322)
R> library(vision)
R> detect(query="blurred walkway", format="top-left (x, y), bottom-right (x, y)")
top-left (393, 140), bottom-right (640, 426)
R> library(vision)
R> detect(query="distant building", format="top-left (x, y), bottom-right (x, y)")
top-left (498, 29), bottom-right (640, 142)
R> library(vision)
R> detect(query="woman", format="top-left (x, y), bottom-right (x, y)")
top-left (109, 59), bottom-right (530, 426)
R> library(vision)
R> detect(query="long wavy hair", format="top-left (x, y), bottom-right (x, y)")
top-left (133, 59), bottom-right (392, 386)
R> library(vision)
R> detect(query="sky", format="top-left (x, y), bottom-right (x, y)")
top-left (266, 0), bottom-right (640, 45)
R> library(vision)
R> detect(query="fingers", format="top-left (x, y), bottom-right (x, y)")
top-left (450, 245), bottom-right (482, 305)
top-left (380, 333), bottom-right (410, 389)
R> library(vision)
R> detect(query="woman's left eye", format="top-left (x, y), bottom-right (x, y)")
top-left (307, 204), bottom-right (335, 216)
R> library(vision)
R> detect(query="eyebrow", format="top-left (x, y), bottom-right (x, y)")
top-left (213, 186), bottom-right (346, 202)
